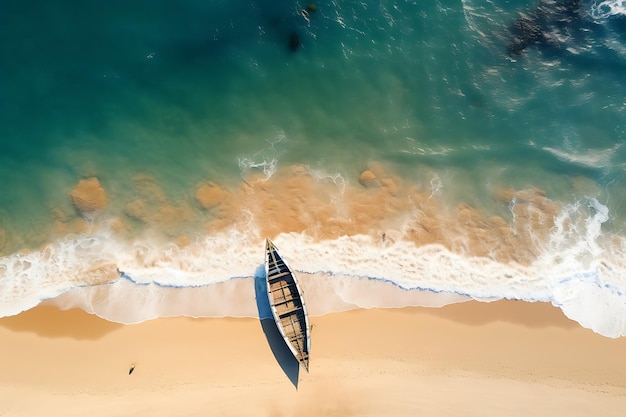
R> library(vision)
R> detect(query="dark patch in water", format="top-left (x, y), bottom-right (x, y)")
top-left (288, 31), bottom-right (301, 52)
top-left (506, 0), bottom-right (582, 56)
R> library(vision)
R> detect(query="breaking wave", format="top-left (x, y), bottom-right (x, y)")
top-left (591, 0), bottom-right (626, 19)
top-left (1, 195), bottom-right (625, 338)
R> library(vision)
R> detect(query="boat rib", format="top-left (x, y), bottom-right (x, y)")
top-left (264, 238), bottom-right (310, 372)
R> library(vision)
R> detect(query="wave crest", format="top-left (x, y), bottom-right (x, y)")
top-left (591, 0), bottom-right (626, 19)
top-left (1, 206), bottom-right (625, 338)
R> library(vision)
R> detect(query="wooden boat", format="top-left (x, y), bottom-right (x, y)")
top-left (264, 238), bottom-right (310, 372)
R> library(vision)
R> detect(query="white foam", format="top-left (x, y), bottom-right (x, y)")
top-left (541, 143), bottom-right (622, 170)
top-left (237, 130), bottom-right (285, 180)
top-left (591, 0), bottom-right (626, 19)
top-left (1, 197), bottom-right (625, 337)
top-left (237, 157), bottom-right (278, 180)
top-left (307, 166), bottom-right (347, 195)
top-left (0, 234), bottom-right (122, 317)
top-left (428, 174), bottom-right (442, 199)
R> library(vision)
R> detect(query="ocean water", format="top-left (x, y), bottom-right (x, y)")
top-left (1, 0), bottom-right (626, 337)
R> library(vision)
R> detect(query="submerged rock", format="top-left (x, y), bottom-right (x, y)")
top-left (71, 177), bottom-right (107, 219)
top-left (506, 0), bottom-right (582, 56)
top-left (288, 32), bottom-right (301, 52)
top-left (507, 14), bottom-right (546, 56)
top-left (358, 164), bottom-right (401, 195)
top-left (358, 170), bottom-right (379, 188)
top-left (195, 182), bottom-right (228, 209)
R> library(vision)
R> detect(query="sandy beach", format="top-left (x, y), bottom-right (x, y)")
top-left (1, 300), bottom-right (624, 417)
top-left (3, 3), bottom-right (626, 416)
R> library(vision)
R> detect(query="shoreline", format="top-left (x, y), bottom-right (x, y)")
top-left (1, 164), bottom-right (623, 338)
top-left (1, 300), bottom-right (624, 416)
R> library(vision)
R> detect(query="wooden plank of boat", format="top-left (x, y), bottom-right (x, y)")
top-left (264, 238), bottom-right (311, 372)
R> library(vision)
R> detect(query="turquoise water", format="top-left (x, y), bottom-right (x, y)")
top-left (2, 1), bottom-right (626, 336)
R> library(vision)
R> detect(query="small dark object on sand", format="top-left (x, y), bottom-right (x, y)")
top-left (129, 364), bottom-right (135, 375)
top-left (288, 32), bottom-right (301, 52)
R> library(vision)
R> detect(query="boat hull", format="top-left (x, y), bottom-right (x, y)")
top-left (264, 238), bottom-right (310, 372)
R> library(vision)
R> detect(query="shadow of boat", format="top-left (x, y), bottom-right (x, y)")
top-left (253, 264), bottom-right (300, 388)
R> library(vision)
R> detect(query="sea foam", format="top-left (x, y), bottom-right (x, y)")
top-left (591, 0), bottom-right (626, 19)
top-left (1, 198), bottom-right (625, 337)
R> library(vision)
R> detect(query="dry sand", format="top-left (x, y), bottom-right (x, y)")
top-left (1, 300), bottom-right (625, 417)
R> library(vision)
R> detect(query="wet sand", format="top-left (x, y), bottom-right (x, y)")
top-left (0, 300), bottom-right (624, 416)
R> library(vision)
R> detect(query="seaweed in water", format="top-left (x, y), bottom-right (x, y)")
top-left (507, 0), bottom-right (582, 56)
